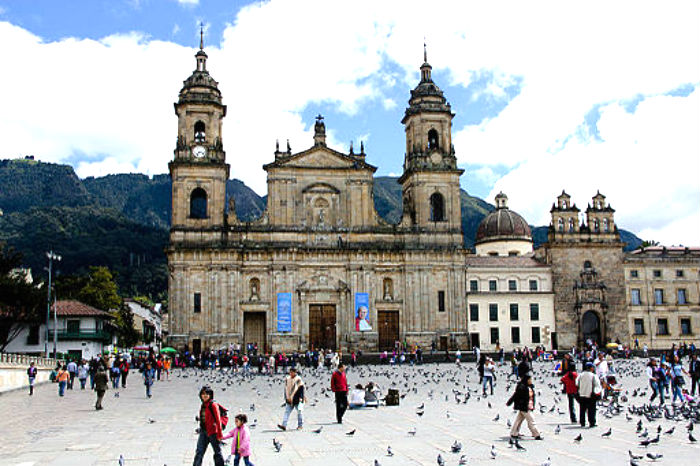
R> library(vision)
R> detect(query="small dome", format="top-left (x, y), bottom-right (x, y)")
top-left (475, 197), bottom-right (532, 244)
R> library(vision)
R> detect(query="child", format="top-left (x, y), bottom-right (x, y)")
top-left (682, 389), bottom-right (697, 403)
top-left (222, 414), bottom-right (254, 466)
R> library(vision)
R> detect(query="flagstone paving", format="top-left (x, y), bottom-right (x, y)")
top-left (1, 358), bottom-right (699, 466)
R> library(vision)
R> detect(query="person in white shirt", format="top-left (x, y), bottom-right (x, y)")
top-left (576, 362), bottom-right (602, 427)
top-left (348, 384), bottom-right (366, 409)
top-left (482, 358), bottom-right (496, 395)
top-left (594, 353), bottom-right (609, 380)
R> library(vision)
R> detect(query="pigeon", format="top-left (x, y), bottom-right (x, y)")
top-left (490, 445), bottom-right (497, 459)
top-left (507, 419), bottom-right (512, 427)
top-left (312, 426), bottom-right (323, 434)
top-left (646, 453), bottom-right (663, 461)
top-left (147, 417), bottom-right (155, 424)
top-left (374, 460), bottom-right (381, 466)
top-left (628, 451), bottom-right (643, 460)
top-left (664, 427), bottom-right (674, 435)
top-left (601, 428), bottom-right (612, 437)
top-left (690, 432), bottom-right (697, 443)
top-left (630, 460), bottom-right (640, 466)
top-left (346, 429), bottom-right (356, 436)
top-left (459, 455), bottom-right (468, 465)
top-left (119, 455), bottom-right (125, 466)
top-left (574, 433), bottom-right (583, 443)
top-left (554, 424), bottom-right (561, 435)
top-left (541, 458), bottom-right (551, 466)
top-left (417, 411), bottom-right (425, 417)
top-left (273, 438), bottom-right (282, 452)
top-left (387, 446), bottom-right (394, 456)
top-left (493, 414), bottom-right (500, 422)
top-left (437, 453), bottom-right (445, 466)
top-left (451, 440), bottom-right (462, 453)
top-left (114, 392), bottom-right (120, 398)
top-left (408, 427), bottom-right (417, 436)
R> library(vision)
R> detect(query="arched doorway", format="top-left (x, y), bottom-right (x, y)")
top-left (582, 310), bottom-right (601, 346)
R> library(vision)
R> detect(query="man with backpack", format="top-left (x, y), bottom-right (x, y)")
top-left (193, 386), bottom-right (227, 466)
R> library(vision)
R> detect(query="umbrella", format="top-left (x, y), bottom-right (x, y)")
top-left (161, 347), bottom-right (178, 354)
top-left (606, 343), bottom-right (619, 349)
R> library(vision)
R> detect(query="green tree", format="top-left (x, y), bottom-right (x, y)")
top-left (78, 266), bottom-right (122, 311)
top-left (112, 303), bottom-right (141, 348)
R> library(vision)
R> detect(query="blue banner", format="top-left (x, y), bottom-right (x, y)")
top-left (277, 293), bottom-right (292, 332)
top-left (354, 292), bottom-right (371, 331)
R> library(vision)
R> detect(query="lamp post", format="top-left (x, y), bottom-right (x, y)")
top-left (45, 251), bottom-right (61, 358)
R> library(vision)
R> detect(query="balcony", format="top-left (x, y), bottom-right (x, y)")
top-left (54, 329), bottom-right (112, 341)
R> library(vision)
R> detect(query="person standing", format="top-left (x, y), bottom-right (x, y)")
top-left (110, 360), bottom-right (120, 389)
top-left (482, 357), bottom-right (495, 395)
top-left (647, 358), bottom-right (665, 404)
top-left (94, 367), bottom-right (108, 410)
top-left (560, 369), bottom-right (579, 423)
top-left (576, 362), bottom-right (602, 428)
top-left (77, 360), bottom-right (89, 390)
top-left (27, 362), bottom-right (37, 396)
top-left (56, 365), bottom-right (70, 396)
top-left (88, 358), bottom-right (98, 390)
top-left (66, 359), bottom-right (77, 390)
top-left (120, 359), bottom-right (130, 388)
top-left (690, 354), bottom-right (700, 396)
top-left (278, 367), bottom-right (305, 430)
top-left (506, 374), bottom-right (543, 440)
top-left (143, 361), bottom-right (155, 398)
top-left (331, 363), bottom-right (349, 424)
top-left (221, 413), bottom-right (254, 466)
top-left (193, 386), bottom-right (225, 466)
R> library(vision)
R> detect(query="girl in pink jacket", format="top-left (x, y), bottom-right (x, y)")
top-left (222, 413), bottom-right (254, 466)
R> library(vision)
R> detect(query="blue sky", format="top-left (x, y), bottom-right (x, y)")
top-left (0, 0), bottom-right (698, 244)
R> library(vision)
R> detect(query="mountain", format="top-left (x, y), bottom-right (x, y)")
top-left (0, 159), bottom-right (643, 298)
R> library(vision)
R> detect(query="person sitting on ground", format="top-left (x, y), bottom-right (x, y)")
top-left (364, 382), bottom-right (380, 408)
top-left (348, 383), bottom-right (366, 409)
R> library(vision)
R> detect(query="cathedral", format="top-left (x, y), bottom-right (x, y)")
top-left (167, 41), bottom-right (698, 354)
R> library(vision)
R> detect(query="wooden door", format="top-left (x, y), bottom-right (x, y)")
top-left (470, 333), bottom-right (480, 350)
top-left (378, 310), bottom-right (399, 351)
top-left (309, 304), bottom-right (336, 350)
top-left (244, 312), bottom-right (266, 353)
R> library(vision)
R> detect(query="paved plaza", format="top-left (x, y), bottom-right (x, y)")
top-left (1, 358), bottom-right (699, 466)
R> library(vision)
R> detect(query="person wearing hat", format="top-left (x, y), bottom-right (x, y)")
top-left (576, 362), bottom-right (602, 427)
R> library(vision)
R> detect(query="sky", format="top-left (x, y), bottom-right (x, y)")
top-left (0, 0), bottom-right (698, 246)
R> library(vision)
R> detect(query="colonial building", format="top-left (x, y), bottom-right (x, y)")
top-left (624, 246), bottom-right (700, 349)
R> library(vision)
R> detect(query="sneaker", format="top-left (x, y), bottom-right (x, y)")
top-left (277, 424), bottom-right (286, 431)
top-left (534, 436), bottom-right (544, 440)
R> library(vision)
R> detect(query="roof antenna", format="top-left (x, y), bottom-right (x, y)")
top-left (199, 22), bottom-right (204, 50)
top-left (423, 37), bottom-right (427, 63)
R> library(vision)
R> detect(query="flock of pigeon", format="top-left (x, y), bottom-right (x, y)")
top-left (141, 357), bottom-right (700, 465)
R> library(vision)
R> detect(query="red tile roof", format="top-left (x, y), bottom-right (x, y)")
top-left (51, 300), bottom-right (112, 317)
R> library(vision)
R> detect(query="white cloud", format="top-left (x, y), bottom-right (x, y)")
top-left (175, 0), bottom-right (199, 5)
top-left (382, 98), bottom-right (397, 110)
top-left (172, 24), bottom-right (180, 36)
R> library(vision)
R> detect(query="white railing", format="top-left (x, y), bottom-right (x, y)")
top-left (0, 352), bottom-right (63, 368)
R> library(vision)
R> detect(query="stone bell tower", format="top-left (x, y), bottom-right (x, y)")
top-left (398, 45), bottom-right (464, 247)
top-left (169, 29), bottom-right (229, 230)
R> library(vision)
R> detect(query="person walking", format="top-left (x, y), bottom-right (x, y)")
top-left (278, 367), bottom-right (305, 430)
top-left (482, 357), bottom-right (495, 395)
top-left (560, 369), bottom-right (579, 423)
top-left (77, 360), bottom-right (89, 390)
top-left (193, 386), bottom-right (225, 466)
top-left (670, 355), bottom-right (690, 404)
top-left (506, 374), bottom-right (543, 440)
top-left (110, 361), bottom-right (120, 389)
top-left (56, 365), bottom-right (70, 396)
top-left (331, 363), bottom-right (349, 424)
top-left (690, 354), bottom-right (700, 396)
top-left (576, 362), bottom-right (602, 428)
top-left (221, 413), bottom-right (254, 466)
top-left (88, 358), bottom-right (98, 390)
top-left (647, 358), bottom-right (665, 404)
top-left (66, 359), bottom-right (77, 390)
top-left (27, 362), bottom-right (37, 396)
top-left (120, 359), bottom-right (130, 388)
top-left (143, 361), bottom-right (155, 398)
top-left (94, 366), bottom-right (108, 410)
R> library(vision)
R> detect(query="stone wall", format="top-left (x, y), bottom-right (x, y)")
top-left (0, 353), bottom-right (62, 394)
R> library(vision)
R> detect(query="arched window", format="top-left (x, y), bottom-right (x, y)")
top-left (593, 219), bottom-right (600, 232)
top-left (568, 218), bottom-right (574, 232)
top-left (249, 278), bottom-right (260, 300)
top-left (428, 128), bottom-right (439, 151)
top-left (194, 121), bottom-right (206, 143)
top-left (584, 260), bottom-right (592, 270)
top-left (430, 192), bottom-right (445, 222)
top-left (557, 218), bottom-right (564, 232)
top-left (189, 187), bottom-right (208, 219)
top-left (603, 218), bottom-right (609, 232)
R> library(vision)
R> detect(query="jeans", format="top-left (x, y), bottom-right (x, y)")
top-left (567, 393), bottom-right (577, 422)
top-left (79, 378), bottom-right (87, 389)
top-left (193, 431), bottom-right (224, 466)
top-left (122, 371), bottom-right (128, 388)
top-left (672, 379), bottom-right (684, 403)
top-left (650, 380), bottom-right (665, 404)
top-left (146, 383), bottom-right (152, 397)
top-left (282, 402), bottom-right (304, 428)
top-left (233, 454), bottom-right (254, 466)
top-left (112, 374), bottom-right (120, 389)
top-left (28, 377), bottom-right (35, 395)
top-left (89, 373), bottom-right (95, 390)
top-left (58, 381), bottom-right (66, 396)
top-left (68, 373), bottom-right (75, 389)
top-left (483, 375), bottom-right (493, 395)
top-left (335, 392), bottom-right (348, 423)
top-left (578, 396), bottom-right (596, 426)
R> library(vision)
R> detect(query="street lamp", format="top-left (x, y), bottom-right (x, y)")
top-left (45, 251), bottom-right (61, 358)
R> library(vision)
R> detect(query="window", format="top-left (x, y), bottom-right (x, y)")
top-left (427, 128), bottom-right (440, 150)
top-left (568, 218), bottom-right (574, 232)
top-left (529, 280), bottom-right (538, 291)
top-left (657, 318), bottom-right (669, 335)
top-left (193, 292), bottom-right (201, 313)
top-left (584, 260), bottom-right (592, 270)
top-left (489, 304), bottom-right (498, 321)
top-left (630, 270), bottom-right (639, 278)
top-left (508, 251), bottom-right (518, 257)
top-left (677, 269), bottom-right (684, 278)
top-left (530, 303), bottom-right (540, 321)
top-left (489, 280), bottom-right (497, 292)
top-left (631, 289), bottom-right (641, 305)
top-left (189, 187), bottom-right (208, 219)
top-left (67, 319), bottom-right (80, 333)
top-left (430, 193), bottom-right (445, 222)
top-left (593, 219), bottom-right (599, 232)
top-left (678, 289), bottom-right (687, 305)
top-left (634, 319), bottom-right (645, 335)
top-left (438, 290), bottom-right (445, 312)
top-left (469, 304), bottom-right (479, 321)
top-left (470, 280), bottom-right (478, 292)
top-left (681, 318), bottom-right (692, 335)
top-left (531, 327), bottom-right (541, 344)
top-left (194, 120), bottom-right (206, 143)
top-left (653, 270), bottom-right (662, 278)
top-left (557, 218), bottom-right (564, 232)
top-left (509, 303), bottom-right (519, 321)
top-left (511, 327), bottom-right (521, 344)
top-left (603, 218), bottom-right (610, 232)
top-left (508, 280), bottom-right (517, 291)
top-left (26, 325), bottom-right (40, 345)
top-left (490, 327), bottom-right (500, 345)
top-left (654, 289), bottom-right (664, 305)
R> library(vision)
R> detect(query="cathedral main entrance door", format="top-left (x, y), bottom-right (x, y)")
top-left (309, 304), bottom-right (336, 350)
top-left (582, 310), bottom-right (601, 346)
top-left (378, 310), bottom-right (399, 351)
top-left (244, 312), bottom-right (266, 353)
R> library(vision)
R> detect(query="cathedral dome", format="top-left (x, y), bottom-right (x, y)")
top-left (475, 193), bottom-right (532, 245)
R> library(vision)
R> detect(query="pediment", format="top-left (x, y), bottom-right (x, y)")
top-left (264, 145), bottom-right (376, 172)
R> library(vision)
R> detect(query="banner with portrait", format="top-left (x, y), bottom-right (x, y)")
top-left (276, 292), bottom-right (292, 332)
top-left (354, 292), bottom-right (371, 331)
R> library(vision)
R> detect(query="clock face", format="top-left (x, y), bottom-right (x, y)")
top-left (192, 145), bottom-right (207, 158)
top-left (430, 152), bottom-right (442, 165)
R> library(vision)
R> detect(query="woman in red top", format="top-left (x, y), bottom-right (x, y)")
top-left (193, 386), bottom-right (224, 466)
top-left (560, 370), bottom-right (579, 423)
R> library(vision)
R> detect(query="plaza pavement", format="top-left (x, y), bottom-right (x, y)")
top-left (1, 358), bottom-right (698, 466)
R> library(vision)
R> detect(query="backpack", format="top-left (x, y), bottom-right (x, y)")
top-left (209, 402), bottom-right (229, 430)
top-left (385, 388), bottom-right (400, 406)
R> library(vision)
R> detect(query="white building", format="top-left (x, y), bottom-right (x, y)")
top-left (5, 300), bottom-right (115, 360)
